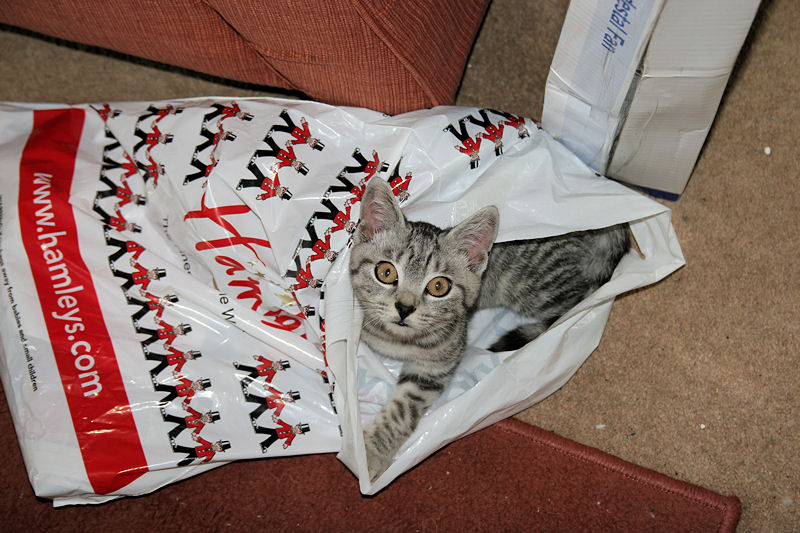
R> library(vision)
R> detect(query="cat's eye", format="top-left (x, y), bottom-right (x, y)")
top-left (375, 262), bottom-right (398, 284)
top-left (426, 276), bottom-right (451, 297)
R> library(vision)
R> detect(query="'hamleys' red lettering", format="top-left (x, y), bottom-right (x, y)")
top-left (230, 277), bottom-right (264, 311)
top-left (184, 192), bottom-right (271, 259)
top-left (215, 255), bottom-right (246, 275)
top-left (212, 256), bottom-right (269, 311)
top-left (261, 308), bottom-right (303, 333)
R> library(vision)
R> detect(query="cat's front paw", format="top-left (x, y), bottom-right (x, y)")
top-left (364, 429), bottom-right (393, 482)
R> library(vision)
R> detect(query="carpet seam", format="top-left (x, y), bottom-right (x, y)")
top-left (495, 420), bottom-right (737, 532)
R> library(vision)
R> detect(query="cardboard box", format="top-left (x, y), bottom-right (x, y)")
top-left (541, 0), bottom-right (664, 174)
top-left (542, 0), bottom-right (760, 199)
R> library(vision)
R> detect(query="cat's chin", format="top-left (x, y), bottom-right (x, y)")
top-left (383, 320), bottom-right (420, 339)
top-left (362, 319), bottom-right (434, 350)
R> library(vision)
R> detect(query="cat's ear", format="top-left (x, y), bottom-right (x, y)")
top-left (448, 206), bottom-right (499, 274)
top-left (356, 178), bottom-right (404, 241)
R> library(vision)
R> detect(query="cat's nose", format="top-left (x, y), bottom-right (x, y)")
top-left (395, 301), bottom-right (415, 320)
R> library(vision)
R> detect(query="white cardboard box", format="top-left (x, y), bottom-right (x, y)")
top-left (542, 0), bottom-right (760, 199)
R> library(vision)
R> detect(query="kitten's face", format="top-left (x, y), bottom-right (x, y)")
top-left (349, 179), bottom-right (498, 349)
top-left (350, 221), bottom-right (473, 346)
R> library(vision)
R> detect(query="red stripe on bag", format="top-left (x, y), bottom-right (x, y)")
top-left (18, 108), bottom-right (148, 494)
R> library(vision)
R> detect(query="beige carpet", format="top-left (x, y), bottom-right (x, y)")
top-left (1, 0), bottom-right (797, 529)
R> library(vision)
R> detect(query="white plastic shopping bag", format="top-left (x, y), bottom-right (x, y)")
top-left (0, 98), bottom-right (683, 503)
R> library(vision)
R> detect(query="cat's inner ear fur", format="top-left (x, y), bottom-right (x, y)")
top-left (357, 178), bottom-right (404, 241)
top-left (447, 206), bottom-right (499, 274)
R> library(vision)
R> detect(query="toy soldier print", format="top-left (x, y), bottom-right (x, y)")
top-left (270, 110), bottom-right (325, 151)
top-left (113, 262), bottom-right (166, 292)
top-left (492, 110), bottom-right (530, 139)
top-left (278, 141), bottom-right (308, 175)
top-left (137, 319), bottom-right (191, 350)
top-left (133, 123), bottom-right (173, 155)
top-left (101, 151), bottom-right (138, 179)
top-left (152, 372), bottom-right (209, 405)
top-left (92, 103), bottom-right (121, 122)
top-left (145, 347), bottom-right (200, 377)
top-left (242, 384), bottom-right (301, 422)
top-left (213, 101), bottom-right (252, 122)
top-left (238, 159), bottom-right (293, 200)
top-left (445, 118), bottom-right (482, 169)
top-left (127, 292), bottom-right (178, 326)
top-left (104, 235), bottom-right (145, 265)
top-left (174, 371), bottom-right (211, 404)
top-left (162, 403), bottom-right (220, 440)
top-left (144, 156), bottom-right (165, 185)
top-left (479, 121), bottom-right (505, 156)
top-left (388, 166), bottom-right (412, 203)
top-left (94, 202), bottom-right (142, 234)
top-left (233, 355), bottom-right (290, 384)
top-left (174, 434), bottom-right (231, 466)
top-left (253, 419), bottom-right (310, 452)
top-left (96, 174), bottom-right (146, 206)
top-left (139, 104), bottom-right (183, 124)
top-left (293, 266), bottom-right (325, 291)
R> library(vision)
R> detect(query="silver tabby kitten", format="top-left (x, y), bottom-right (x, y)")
top-left (349, 178), bottom-right (629, 480)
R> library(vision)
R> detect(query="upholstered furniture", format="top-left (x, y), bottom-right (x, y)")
top-left (1, 0), bottom-right (490, 114)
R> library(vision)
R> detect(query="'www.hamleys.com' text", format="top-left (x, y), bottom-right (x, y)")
top-left (32, 172), bottom-right (102, 397)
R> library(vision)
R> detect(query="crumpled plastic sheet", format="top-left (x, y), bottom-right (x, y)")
top-left (0, 98), bottom-right (683, 503)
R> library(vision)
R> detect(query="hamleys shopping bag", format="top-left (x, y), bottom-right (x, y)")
top-left (0, 98), bottom-right (683, 503)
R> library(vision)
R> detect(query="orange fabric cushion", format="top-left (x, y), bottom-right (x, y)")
top-left (1, 0), bottom-right (489, 114)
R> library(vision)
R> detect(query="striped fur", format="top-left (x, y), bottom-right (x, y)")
top-left (350, 178), bottom-right (629, 479)
top-left (479, 226), bottom-right (630, 350)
